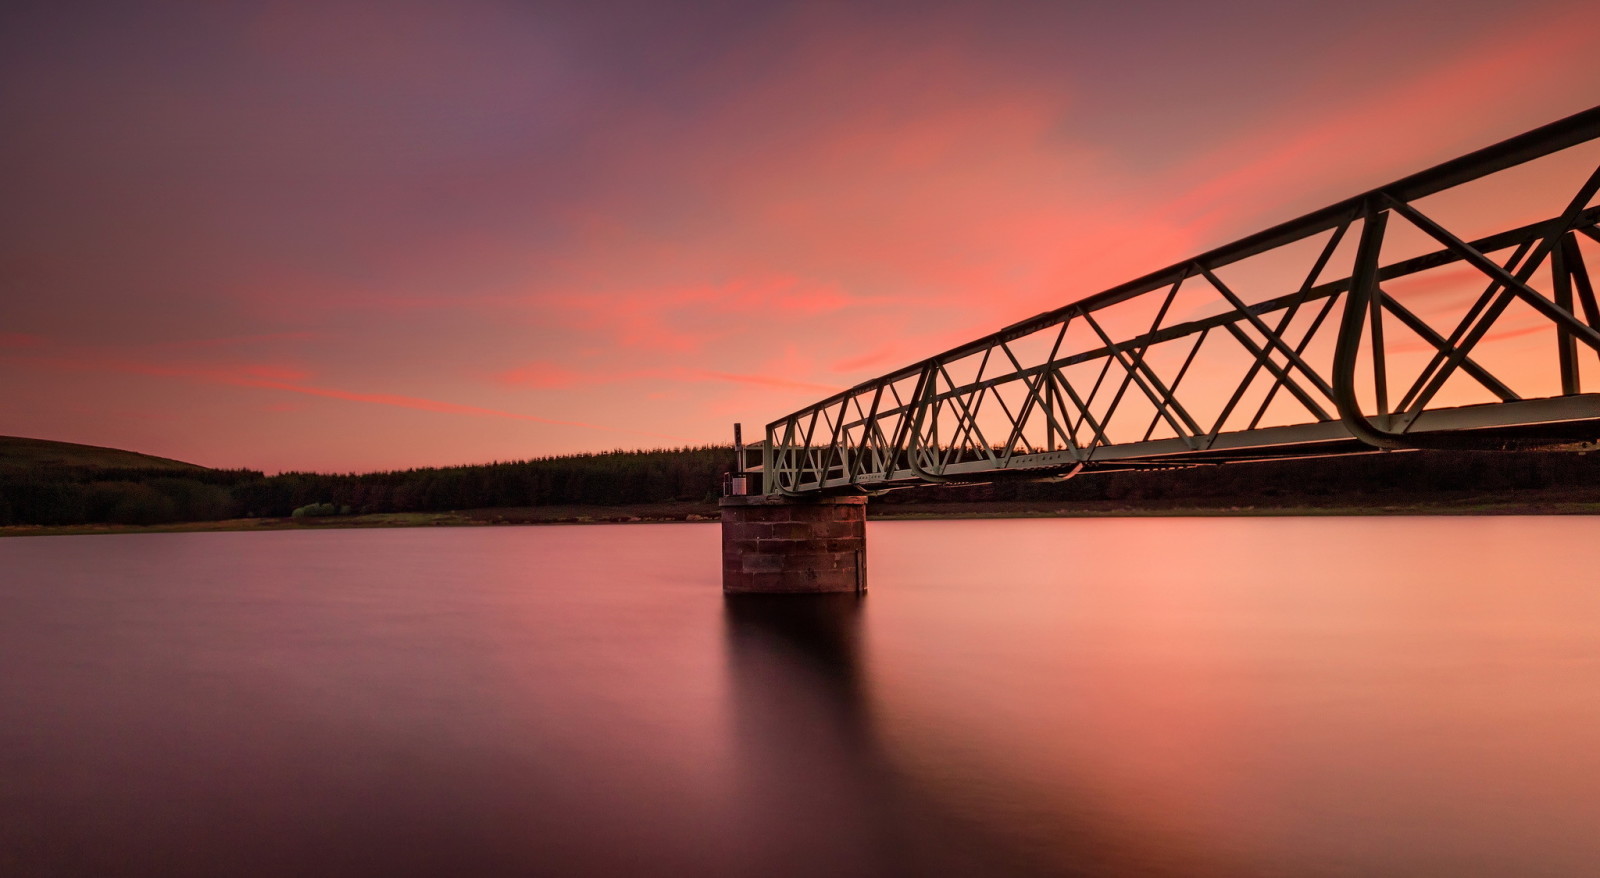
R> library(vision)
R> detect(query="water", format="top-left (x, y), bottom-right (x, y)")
top-left (2, 517), bottom-right (1599, 876)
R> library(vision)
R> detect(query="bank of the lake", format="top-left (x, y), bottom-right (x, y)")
top-left (5, 490), bottom-right (1599, 538)
top-left (9, 435), bottom-right (1600, 535)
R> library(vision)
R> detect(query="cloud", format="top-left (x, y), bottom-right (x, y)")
top-left (682, 369), bottom-right (836, 394)
top-left (494, 360), bottom-right (838, 395)
top-left (538, 275), bottom-right (863, 355)
top-left (496, 361), bottom-right (585, 389)
top-left (3, 349), bottom-right (689, 443)
top-left (235, 377), bottom-right (678, 439)
top-left (5, 0), bottom-right (1597, 469)
top-left (829, 343), bottom-right (909, 375)
top-left (1160, 4), bottom-right (1600, 239)
top-left (137, 331), bottom-right (320, 351)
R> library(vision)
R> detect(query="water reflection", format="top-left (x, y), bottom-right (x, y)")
top-left (722, 593), bottom-right (1056, 877)
top-left (5, 519), bottom-right (1600, 876)
top-left (864, 517), bottom-right (1600, 876)
top-left (723, 594), bottom-right (884, 876)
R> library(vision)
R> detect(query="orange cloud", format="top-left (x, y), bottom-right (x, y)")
top-left (1163, 5), bottom-right (1600, 239)
top-left (235, 377), bottom-right (670, 437)
top-left (7, 0), bottom-right (1597, 471)
top-left (239, 363), bottom-right (314, 382)
top-left (830, 344), bottom-right (901, 374)
top-left (496, 361), bottom-right (585, 389)
top-left (3, 351), bottom-right (688, 443)
top-left (138, 331), bottom-right (321, 351)
top-left (494, 360), bottom-right (837, 395)
top-left (682, 369), bottom-right (836, 394)
top-left (540, 274), bottom-right (862, 355)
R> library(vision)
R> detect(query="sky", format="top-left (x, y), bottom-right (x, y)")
top-left (2, 0), bottom-right (1599, 473)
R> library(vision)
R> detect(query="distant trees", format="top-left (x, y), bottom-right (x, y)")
top-left (222, 446), bottom-right (732, 518)
top-left (0, 446), bottom-right (733, 525)
top-left (4, 444), bottom-right (1599, 528)
top-left (0, 468), bottom-right (259, 526)
top-left (291, 502), bottom-right (339, 518)
top-left (874, 448), bottom-right (1600, 507)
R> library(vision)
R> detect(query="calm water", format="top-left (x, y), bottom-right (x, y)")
top-left (3, 517), bottom-right (1600, 876)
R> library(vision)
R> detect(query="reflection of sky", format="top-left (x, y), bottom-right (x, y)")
top-left (2, 0), bottom-right (1598, 471)
top-left (5, 519), bottom-right (1600, 874)
top-left (867, 517), bottom-right (1600, 876)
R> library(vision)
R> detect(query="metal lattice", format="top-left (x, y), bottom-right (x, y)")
top-left (763, 106), bottom-right (1600, 496)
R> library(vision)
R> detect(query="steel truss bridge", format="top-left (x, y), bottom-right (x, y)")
top-left (760, 106), bottom-right (1600, 497)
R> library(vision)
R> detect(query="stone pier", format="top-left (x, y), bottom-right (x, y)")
top-left (720, 495), bottom-right (867, 594)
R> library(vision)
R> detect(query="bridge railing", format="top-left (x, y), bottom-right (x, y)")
top-left (764, 106), bottom-right (1600, 495)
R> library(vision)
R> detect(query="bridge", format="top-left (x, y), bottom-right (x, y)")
top-left (721, 105), bottom-right (1600, 594)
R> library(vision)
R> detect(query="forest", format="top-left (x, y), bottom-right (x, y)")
top-left (3, 441), bottom-right (1599, 527)
top-left (0, 446), bottom-right (731, 525)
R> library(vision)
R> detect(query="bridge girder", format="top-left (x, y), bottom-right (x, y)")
top-left (762, 106), bottom-right (1600, 496)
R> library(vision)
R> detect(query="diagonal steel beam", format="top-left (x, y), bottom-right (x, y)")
top-left (1392, 237), bottom-right (1536, 415)
top-left (1079, 306), bottom-right (1203, 444)
top-left (1197, 264), bottom-right (1340, 405)
top-left (1375, 288), bottom-right (1518, 401)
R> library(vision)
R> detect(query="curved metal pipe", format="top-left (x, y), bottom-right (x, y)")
top-left (1331, 205), bottom-right (1408, 450)
top-left (1333, 202), bottom-right (1598, 452)
top-left (904, 434), bottom-right (949, 483)
top-left (904, 365), bottom-right (948, 483)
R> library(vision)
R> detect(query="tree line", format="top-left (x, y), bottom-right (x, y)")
top-left (3, 443), bottom-right (1598, 527)
top-left (876, 447), bottom-right (1600, 507)
top-left (0, 447), bottom-right (733, 526)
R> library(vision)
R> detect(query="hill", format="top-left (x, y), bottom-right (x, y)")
top-left (0, 436), bottom-right (207, 472)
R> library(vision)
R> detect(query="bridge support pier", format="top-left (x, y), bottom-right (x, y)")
top-left (720, 495), bottom-right (867, 594)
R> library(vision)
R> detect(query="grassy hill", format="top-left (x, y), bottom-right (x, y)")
top-left (0, 436), bottom-right (206, 471)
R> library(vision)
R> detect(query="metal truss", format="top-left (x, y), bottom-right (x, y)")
top-left (763, 105), bottom-right (1600, 496)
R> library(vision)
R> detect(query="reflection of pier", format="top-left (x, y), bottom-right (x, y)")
top-left (721, 593), bottom-right (890, 876)
top-left (722, 589), bottom-right (1259, 876)
top-left (721, 593), bottom-right (1055, 877)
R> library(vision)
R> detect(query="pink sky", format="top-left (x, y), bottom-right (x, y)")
top-left (2, 0), bottom-right (1598, 472)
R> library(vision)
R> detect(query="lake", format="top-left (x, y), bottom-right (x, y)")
top-left (3, 517), bottom-right (1599, 876)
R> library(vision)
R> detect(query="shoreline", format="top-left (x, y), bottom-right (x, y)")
top-left (4, 494), bottom-right (1599, 538)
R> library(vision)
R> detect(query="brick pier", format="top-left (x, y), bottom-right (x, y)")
top-left (719, 495), bottom-right (866, 594)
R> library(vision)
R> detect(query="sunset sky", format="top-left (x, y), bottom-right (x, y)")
top-left (3, 0), bottom-right (1599, 473)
